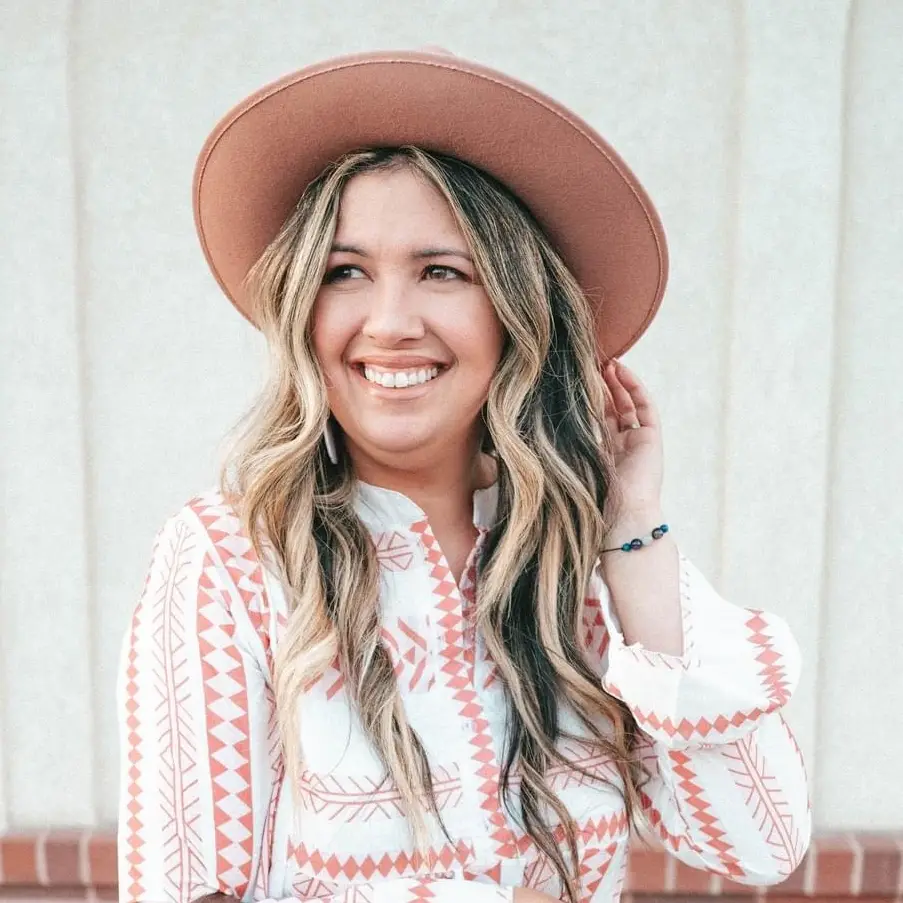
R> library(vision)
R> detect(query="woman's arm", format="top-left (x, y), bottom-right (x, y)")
top-left (599, 505), bottom-right (682, 656)
top-left (594, 554), bottom-right (811, 884)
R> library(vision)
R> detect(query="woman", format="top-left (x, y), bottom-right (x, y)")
top-left (118, 51), bottom-right (810, 903)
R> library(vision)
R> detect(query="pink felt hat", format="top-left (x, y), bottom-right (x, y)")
top-left (193, 49), bottom-right (669, 357)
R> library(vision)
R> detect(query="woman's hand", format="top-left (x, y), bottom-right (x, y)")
top-left (602, 359), bottom-right (664, 516)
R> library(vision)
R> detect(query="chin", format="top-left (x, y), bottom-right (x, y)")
top-left (360, 431), bottom-right (438, 456)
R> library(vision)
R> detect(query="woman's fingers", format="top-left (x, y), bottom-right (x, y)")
top-left (603, 361), bottom-right (641, 429)
top-left (607, 360), bottom-right (658, 429)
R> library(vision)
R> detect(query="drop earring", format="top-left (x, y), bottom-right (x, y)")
top-left (323, 418), bottom-right (339, 465)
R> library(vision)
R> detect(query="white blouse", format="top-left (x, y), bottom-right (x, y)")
top-left (117, 483), bottom-right (810, 903)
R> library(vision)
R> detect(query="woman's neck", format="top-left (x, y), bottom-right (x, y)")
top-left (348, 441), bottom-right (496, 529)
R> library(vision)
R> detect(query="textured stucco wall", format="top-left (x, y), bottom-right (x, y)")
top-left (1, 0), bottom-right (900, 830)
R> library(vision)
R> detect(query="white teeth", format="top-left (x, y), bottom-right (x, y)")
top-left (360, 365), bottom-right (442, 388)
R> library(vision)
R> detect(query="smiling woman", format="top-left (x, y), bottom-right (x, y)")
top-left (311, 162), bottom-right (504, 475)
top-left (118, 51), bottom-right (810, 903)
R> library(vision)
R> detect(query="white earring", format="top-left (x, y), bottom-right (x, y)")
top-left (323, 419), bottom-right (339, 465)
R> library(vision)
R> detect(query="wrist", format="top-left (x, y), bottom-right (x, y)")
top-left (604, 509), bottom-right (668, 554)
top-left (609, 505), bottom-right (665, 533)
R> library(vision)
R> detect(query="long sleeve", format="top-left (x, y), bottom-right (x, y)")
top-left (116, 504), bottom-right (512, 903)
top-left (596, 553), bottom-right (811, 885)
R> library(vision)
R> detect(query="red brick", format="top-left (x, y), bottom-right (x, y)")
top-left (0, 835), bottom-right (39, 885)
top-left (87, 834), bottom-right (117, 889)
top-left (813, 833), bottom-right (856, 896)
top-left (859, 833), bottom-right (901, 897)
top-left (44, 832), bottom-right (83, 887)
top-left (626, 847), bottom-right (668, 892)
top-left (673, 860), bottom-right (713, 893)
top-left (719, 876), bottom-right (759, 894)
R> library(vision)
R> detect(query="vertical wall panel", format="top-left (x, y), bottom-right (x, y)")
top-left (719, 1), bottom-right (850, 810)
top-left (0, 0), bottom-right (96, 826)
top-left (815, 0), bottom-right (903, 830)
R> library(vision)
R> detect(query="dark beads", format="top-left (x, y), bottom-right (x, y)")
top-left (604, 523), bottom-right (671, 554)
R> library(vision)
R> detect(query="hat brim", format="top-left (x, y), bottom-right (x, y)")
top-left (192, 50), bottom-right (668, 358)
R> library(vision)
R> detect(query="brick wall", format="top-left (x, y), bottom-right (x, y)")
top-left (1, 830), bottom-right (901, 902)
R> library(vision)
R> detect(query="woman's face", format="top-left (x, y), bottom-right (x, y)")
top-left (311, 167), bottom-right (505, 462)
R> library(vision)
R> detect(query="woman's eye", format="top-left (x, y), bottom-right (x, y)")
top-left (423, 265), bottom-right (466, 282)
top-left (324, 265), bottom-right (365, 284)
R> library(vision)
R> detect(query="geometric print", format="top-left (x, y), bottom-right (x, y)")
top-left (581, 595), bottom-right (611, 661)
top-left (195, 550), bottom-right (255, 898)
top-left (668, 749), bottom-right (746, 880)
top-left (745, 610), bottom-right (792, 710)
top-left (296, 763), bottom-right (461, 822)
top-left (381, 617), bottom-right (435, 692)
top-left (152, 519), bottom-right (206, 903)
top-left (410, 517), bottom-right (519, 862)
top-left (118, 485), bottom-right (810, 903)
top-left (374, 531), bottom-right (416, 572)
top-left (723, 732), bottom-right (807, 876)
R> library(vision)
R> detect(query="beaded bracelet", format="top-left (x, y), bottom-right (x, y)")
top-left (602, 523), bottom-right (669, 553)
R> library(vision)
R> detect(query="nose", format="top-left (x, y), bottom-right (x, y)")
top-left (362, 277), bottom-right (426, 344)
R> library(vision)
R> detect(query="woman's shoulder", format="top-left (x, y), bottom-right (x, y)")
top-left (144, 487), bottom-right (279, 659)
top-left (156, 485), bottom-right (259, 569)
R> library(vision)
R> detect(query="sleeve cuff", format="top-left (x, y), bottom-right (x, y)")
top-left (598, 552), bottom-right (802, 749)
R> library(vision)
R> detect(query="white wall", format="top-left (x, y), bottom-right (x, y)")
top-left (1, 0), bottom-right (900, 830)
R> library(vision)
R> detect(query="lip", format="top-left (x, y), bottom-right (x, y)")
top-left (348, 356), bottom-right (450, 368)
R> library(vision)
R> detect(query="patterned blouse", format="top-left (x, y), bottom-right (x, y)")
top-left (117, 482), bottom-right (810, 903)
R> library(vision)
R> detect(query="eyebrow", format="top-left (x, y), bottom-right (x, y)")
top-left (330, 242), bottom-right (473, 262)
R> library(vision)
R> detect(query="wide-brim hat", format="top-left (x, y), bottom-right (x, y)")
top-left (193, 49), bottom-right (668, 358)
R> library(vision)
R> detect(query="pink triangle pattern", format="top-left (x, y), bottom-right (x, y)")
top-left (581, 596), bottom-right (611, 662)
top-left (123, 553), bottom-right (153, 903)
top-left (189, 490), bottom-right (273, 658)
top-left (188, 492), bottom-right (275, 899)
top-left (576, 840), bottom-right (620, 903)
top-left (458, 535), bottom-right (502, 692)
top-left (381, 617), bottom-right (435, 692)
top-left (293, 839), bottom-right (475, 881)
top-left (410, 518), bottom-right (518, 861)
top-left (667, 749), bottom-right (746, 879)
top-left (517, 818), bottom-right (626, 899)
top-left (194, 551), bottom-right (255, 896)
top-left (744, 611), bottom-right (792, 709)
top-left (605, 681), bottom-right (783, 743)
top-left (639, 789), bottom-right (685, 853)
top-left (293, 876), bottom-right (350, 900)
top-left (406, 880), bottom-right (436, 903)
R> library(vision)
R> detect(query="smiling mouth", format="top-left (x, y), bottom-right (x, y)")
top-left (354, 364), bottom-right (446, 389)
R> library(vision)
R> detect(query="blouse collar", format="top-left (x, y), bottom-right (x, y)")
top-left (354, 479), bottom-right (499, 533)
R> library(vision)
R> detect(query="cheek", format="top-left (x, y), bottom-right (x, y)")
top-left (456, 304), bottom-right (505, 371)
top-left (310, 300), bottom-right (355, 370)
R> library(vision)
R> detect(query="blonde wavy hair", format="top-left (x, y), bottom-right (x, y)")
top-left (221, 146), bottom-right (645, 903)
